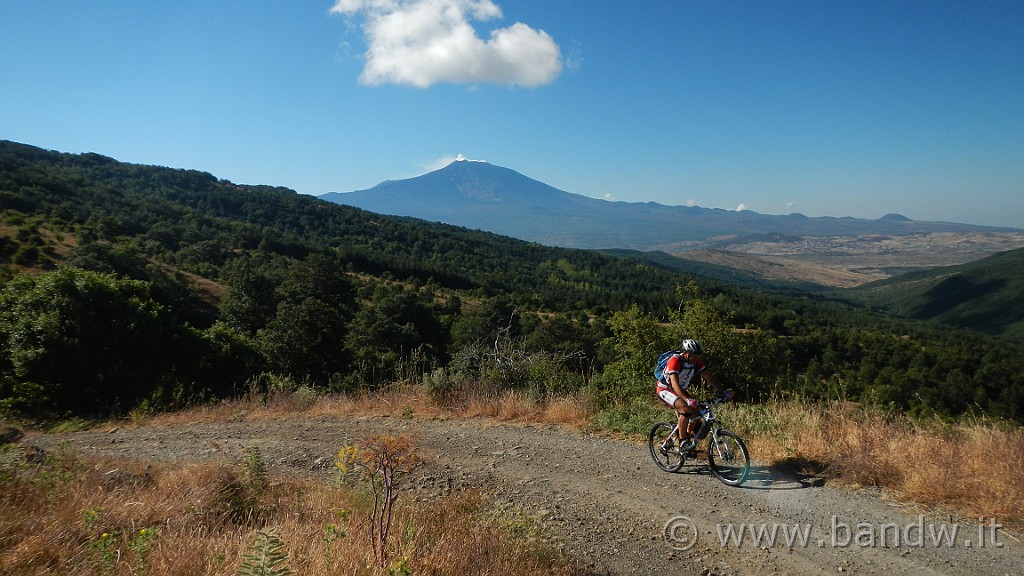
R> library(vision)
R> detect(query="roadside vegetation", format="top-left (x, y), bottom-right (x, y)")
top-left (0, 415), bottom-right (579, 576)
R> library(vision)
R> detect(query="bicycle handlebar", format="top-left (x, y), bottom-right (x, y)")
top-left (699, 395), bottom-right (733, 409)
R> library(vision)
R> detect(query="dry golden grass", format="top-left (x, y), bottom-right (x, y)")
top-left (728, 400), bottom-right (1024, 523)
top-left (150, 384), bottom-right (594, 430)
top-left (540, 394), bottom-right (596, 428)
top-left (887, 423), bottom-right (1024, 519)
top-left (432, 386), bottom-right (593, 427)
top-left (0, 444), bottom-right (579, 576)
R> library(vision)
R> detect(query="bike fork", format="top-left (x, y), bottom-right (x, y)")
top-left (708, 431), bottom-right (730, 459)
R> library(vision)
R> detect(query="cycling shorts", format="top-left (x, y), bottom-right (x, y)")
top-left (657, 387), bottom-right (681, 409)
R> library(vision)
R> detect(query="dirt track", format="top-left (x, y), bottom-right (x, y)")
top-left (29, 413), bottom-right (1023, 576)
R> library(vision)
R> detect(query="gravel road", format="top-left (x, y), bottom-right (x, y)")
top-left (28, 413), bottom-right (1023, 576)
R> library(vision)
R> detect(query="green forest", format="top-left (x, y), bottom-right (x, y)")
top-left (1, 140), bottom-right (1022, 423)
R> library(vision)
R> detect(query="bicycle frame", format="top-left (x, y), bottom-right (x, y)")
top-left (648, 396), bottom-right (750, 486)
top-left (655, 398), bottom-right (721, 450)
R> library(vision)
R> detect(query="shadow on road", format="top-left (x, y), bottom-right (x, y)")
top-left (740, 464), bottom-right (826, 490)
top-left (682, 456), bottom-right (828, 490)
top-left (741, 457), bottom-right (828, 490)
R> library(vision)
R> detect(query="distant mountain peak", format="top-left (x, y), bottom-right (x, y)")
top-left (319, 161), bottom-right (1013, 250)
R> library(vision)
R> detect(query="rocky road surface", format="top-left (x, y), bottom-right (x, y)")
top-left (28, 413), bottom-right (1023, 576)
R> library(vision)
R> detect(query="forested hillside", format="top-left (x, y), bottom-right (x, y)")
top-left (842, 248), bottom-right (1024, 338)
top-left (1, 140), bottom-right (1022, 422)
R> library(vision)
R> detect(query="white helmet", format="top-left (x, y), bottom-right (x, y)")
top-left (680, 339), bottom-right (703, 355)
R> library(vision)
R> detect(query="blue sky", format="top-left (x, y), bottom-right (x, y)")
top-left (2, 1), bottom-right (1022, 228)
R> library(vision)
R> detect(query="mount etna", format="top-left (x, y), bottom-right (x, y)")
top-left (320, 159), bottom-right (1024, 286)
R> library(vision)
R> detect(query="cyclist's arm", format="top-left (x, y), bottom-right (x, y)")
top-left (700, 371), bottom-right (728, 397)
top-left (669, 373), bottom-right (691, 400)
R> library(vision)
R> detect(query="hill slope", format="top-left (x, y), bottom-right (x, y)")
top-left (0, 140), bottom-right (681, 313)
top-left (843, 247), bottom-right (1024, 337)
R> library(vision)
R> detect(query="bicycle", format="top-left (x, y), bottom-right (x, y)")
top-left (647, 396), bottom-right (750, 486)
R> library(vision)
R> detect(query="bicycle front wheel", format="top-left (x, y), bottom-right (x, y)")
top-left (707, 429), bottom-right (750, 486)
top-left (648, 422), bottom-right (685, 472)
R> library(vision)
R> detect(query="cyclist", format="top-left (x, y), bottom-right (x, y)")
top-left (655, 339), bottom-right (732, 455)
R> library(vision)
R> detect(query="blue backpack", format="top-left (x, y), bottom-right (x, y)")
top-left (654, 350), bottom-right (680, 382)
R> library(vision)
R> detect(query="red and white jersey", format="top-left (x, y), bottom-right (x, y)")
top-left (656, 354), bottom-right (706, 392)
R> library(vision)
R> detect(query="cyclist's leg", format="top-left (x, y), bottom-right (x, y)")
top-left (686, 414), bottom-right (700, 437)
top-left (656, 389), bottom-right (686, 444)
top-left (673, 398), bottom-right (694, 443)
top-left (676, 400), bottom-right (700, 445)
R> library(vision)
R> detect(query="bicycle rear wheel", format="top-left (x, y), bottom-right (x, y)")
top-left (648, 422), bottom-right (685, 472)
top-left (707, 429), bottom-right (750, 486)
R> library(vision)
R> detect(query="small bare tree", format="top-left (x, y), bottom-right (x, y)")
top-left (336, 434), bottom-right (422, 567)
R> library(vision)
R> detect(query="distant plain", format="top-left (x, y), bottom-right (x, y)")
top-left (673, 231), bottom-right (1024, 287)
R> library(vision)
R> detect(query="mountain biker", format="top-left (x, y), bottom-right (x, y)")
top-left (655, 339), bottom-right (732, 455)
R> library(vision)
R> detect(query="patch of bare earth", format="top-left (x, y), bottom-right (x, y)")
top-left (677, 249), bottom-right (882, 288)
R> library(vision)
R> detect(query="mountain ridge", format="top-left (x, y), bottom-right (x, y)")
top-left (320, 160), bottom-right (1020, 252)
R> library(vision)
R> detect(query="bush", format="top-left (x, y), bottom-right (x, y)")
top-left (0, 268), bottom-right (195, 415)
top-left (591, 398), bottom-right (666, 438)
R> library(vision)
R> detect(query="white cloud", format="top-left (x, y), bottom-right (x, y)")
top-left (736, 203), bottom-right (747, 212)
top-left (424, 154), bottom-right (460, 171)
top-left (331, 0), bottom-right (563, 88)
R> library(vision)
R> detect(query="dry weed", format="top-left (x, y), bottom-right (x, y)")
top-left (895, 423), bottom-right (1024, 519)
top-left (542, 393), bottom-right (594, 427)
top-left (733, 400), bottom-right (1024, 523)
top-left (0, 435), bottom-right (578, 576)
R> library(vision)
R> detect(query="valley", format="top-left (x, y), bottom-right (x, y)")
top-left (671, 231), bottom-right (1024, 288)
